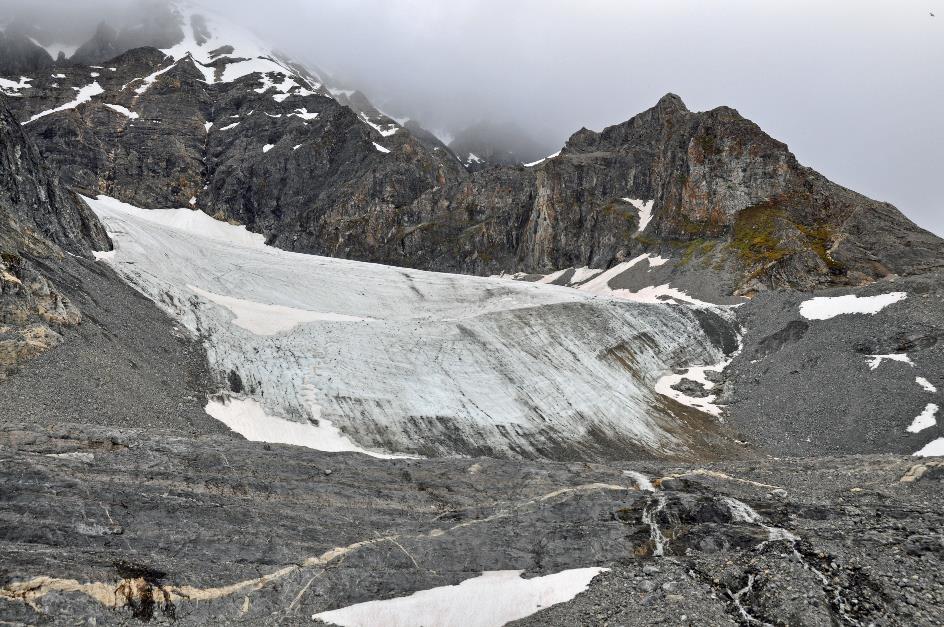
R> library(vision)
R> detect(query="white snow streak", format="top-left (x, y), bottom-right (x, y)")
top-left (372, 142), bottom-right (391, 153)
top-left (26, 82), bottom-right (104, 124)
top-left (916, 377), bottom-right (938, 393)
top-left (311, 568), bottom-right (606, 627)
top-left (866, 353), bottom-right (914, 370)
top-left (523, 150), bottom-right (561, 167)
top-left (622, 198), bottom-right (655, 233)
top-left (799, 292), bottom-right (907, 320)
top-left (104, 104), bottom-right (139, 119)
top-left (0, 75), bottom-right (31, 96)
top-left (262, 143), bottom-right (275, 153)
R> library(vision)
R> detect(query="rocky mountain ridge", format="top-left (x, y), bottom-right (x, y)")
top-left (2, 6), bottom-right (940, 300)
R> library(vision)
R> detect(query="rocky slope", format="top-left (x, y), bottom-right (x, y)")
top-left (0, 93), bottom-right (109, 380)
top-left (1, 422), bottom-right (942, 625)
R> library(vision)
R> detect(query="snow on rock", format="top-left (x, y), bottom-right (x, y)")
top-left (578, 254), bottom-right (668, 294)
top-left (132, 62), bottom-right (180, 95)
top-left (916, 377), bottom-right (938, 393)
top-left (262, 143), bottom-right (275, 153)
top-left (799, 292), bottom-right (907, 321)
top-left (25, 81), bottom-right (104, 124)
top-left (654, 361), bottom-right (729, 417)
top-left (907, 403), bottom-right (939, 434)
top-left (359, 112), bottom-right (399, 137)
top-left (219, 121), bottom-right (240, 131)
top-left (289, 108), bottom-right (318, 121)
top-left (372, 142), bottom-right (391, 154)
top-left (85, 194), bottom-right (730, 459)
top-left (866, 353), bottom-right (914, 371)
top-left (312, 568), bottom-right (606, 627)
top-left (914, 438), bottom-right (944, 457)
top-left (0, 76), bottom-right (32, 96)
top-left (204, 121), bottom-right (213, 132)
top-left (205, 396), bottom-right (404, 458)
top-left (622, 198), bottom-right (655, 232)
top-left (189, 285), bottom-right (374, 335)
top-left (523, 150), bottom-right (561, 167)
top-left (104, 103), bottom-right (139, 119)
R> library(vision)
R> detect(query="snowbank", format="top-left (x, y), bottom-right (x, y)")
top-left (312, 568), bottom-right (606, 627)
top-left (799, 292), bottom-right (907, 321)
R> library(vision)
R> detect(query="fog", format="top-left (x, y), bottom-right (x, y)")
top-left (4, 0), bottom-right (942, 234)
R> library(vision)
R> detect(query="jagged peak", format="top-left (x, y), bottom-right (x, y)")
top-left (654, 92), bottom-right (687, 114)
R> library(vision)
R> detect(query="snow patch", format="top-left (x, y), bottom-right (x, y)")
top-left (655, 360), bottom-right (729, 416)
top-left (219, 121), bottom-right (240, 131)
top-left (866, 353), bottom-right (914, 370)
top-left (622, 198), bottom-right (655, 232)
top-left (799, 292), bottom-right (907, 321)
top-left (204, 121), bottom-right (213, 132)
top-left (132, 62), bottom-right (179, 95)
top-left (289, 107), bottom-right (318, 121)
top-left (916, 377), bottom-right (938, 393)
top-left (189, 285), bottom-right (373, 335)
top-left (914, 438), bottom-right (944, 457)
top-left (262, 143), bottom-right (274, 153)
top-left (311, 568), bottom-right (606, 627)
top-left (205, 396), bottom-right (399, 458)
top-left (104, 104), bottom-right (139, 119)
top-left (0, 76), bottom-right (32, 96)
top-left (372, 142), bottom-right (391, 154)
top-left (907, 403), bottom-right (939, 434)
top-left (25, 81), bottom-right (103, 124)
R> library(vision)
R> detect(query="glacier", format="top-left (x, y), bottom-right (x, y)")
top-left (86, 195), bottom-right (736, 460)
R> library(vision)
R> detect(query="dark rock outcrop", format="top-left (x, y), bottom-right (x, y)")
top-left (0, 94), bottom-right (110, 378)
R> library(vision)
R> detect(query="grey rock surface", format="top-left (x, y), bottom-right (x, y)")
top-left (0, 426), bottom-right (942, 625)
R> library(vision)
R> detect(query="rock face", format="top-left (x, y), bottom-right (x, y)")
top-left (0, 423), bottom-right (941, 626)
top-left (3, 8), bottom-right (940, 298)
top-left (0, 94), bottom-right (110, 379)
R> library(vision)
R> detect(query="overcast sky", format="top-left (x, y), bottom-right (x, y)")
top-left (5, 0), bottom-right (943, 234)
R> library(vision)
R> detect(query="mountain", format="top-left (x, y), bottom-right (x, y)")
top-left (3, 21), bottom-right (939, 300)
top-left (1, 4), bottom-right (943, 625)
